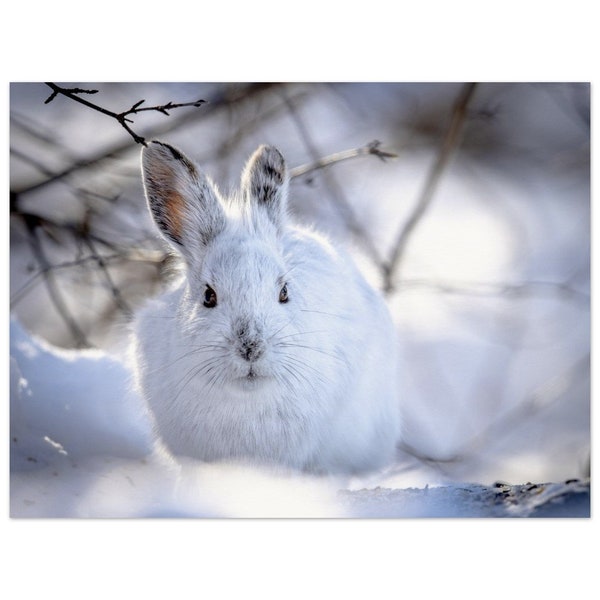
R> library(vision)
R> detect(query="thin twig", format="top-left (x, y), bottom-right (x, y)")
top-left (290, 140), bottom-right (397, 179)
top-left (383, 83), bottom-right (478, 294)
top-left (44, 83), bottom-right (206, 145)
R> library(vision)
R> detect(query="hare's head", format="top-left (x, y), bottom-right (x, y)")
top-left (141, 142), bottom-right (298, 389)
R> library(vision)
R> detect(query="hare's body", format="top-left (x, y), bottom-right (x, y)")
top-left (133, 142), bottom-right (400, 474)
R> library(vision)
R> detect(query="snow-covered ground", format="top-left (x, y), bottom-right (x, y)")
top-left (10, 318), bottom-right (589, 518)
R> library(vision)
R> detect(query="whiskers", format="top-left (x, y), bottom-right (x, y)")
top-left (276, 353), bottom-right (333, 395)
top-left (299, 309), bottom-right (350, 319)
top-left (139, 338), bottom-right (230, 403)
top-left (142, 341), bottom-right (229, 377)
top-left (172, 347), bottom-right (230, 403)
top-left (139, 318), bottom-right (348, 406)
top-left (273, 330), bottom-right (349, 366)
top-left (272, 328), bottom-right (350, 403)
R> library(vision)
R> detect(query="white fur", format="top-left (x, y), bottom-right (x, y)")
top-left (132, 142), bottom-right (401, 474)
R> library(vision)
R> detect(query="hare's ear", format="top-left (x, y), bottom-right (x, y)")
top-left (141, 141), bottom-right (225, 255)
top-left (241, 145), bottom-right (288, 231)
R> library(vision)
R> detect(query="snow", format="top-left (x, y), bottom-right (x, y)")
top-left (9, 318), bottom-right (589, 518)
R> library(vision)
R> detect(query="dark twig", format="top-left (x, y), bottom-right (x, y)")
top-left (383, 83), bottom-right (478, 294)
top-left (44, 83), bottom-right (206, 145)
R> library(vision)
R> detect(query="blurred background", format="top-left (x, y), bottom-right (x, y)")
top-left (9, 82), bottom-right (590, 487)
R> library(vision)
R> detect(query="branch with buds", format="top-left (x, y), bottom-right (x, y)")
top-left (44, 83), bottom-right (206, 145)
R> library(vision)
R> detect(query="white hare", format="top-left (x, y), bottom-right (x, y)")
top-left (132, 141), bottom-right (401, 474)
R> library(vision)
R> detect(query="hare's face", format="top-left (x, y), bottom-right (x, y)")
top-left (184, 234), bottom-right (294, 389)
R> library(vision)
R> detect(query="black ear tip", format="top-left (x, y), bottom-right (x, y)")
top-left (145, 139), bottom-right (165, 149)
top-left (146, 140), bottom-right (184, 160)
top-left (142, 141), bottom-right (198, 176)
top-left (259, 145), bottom-right (285, 164)
top-left (251, 146), bottom-right (286, 181)
top-left (142, 140), bottom-right (166, 158)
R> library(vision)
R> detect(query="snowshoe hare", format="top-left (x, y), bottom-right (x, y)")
top-left (133, 141), bottom-right (400, 474)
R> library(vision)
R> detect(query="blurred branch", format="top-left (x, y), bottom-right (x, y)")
top-left (81, 235), bottom-right (133, 318)
top-left (10, 247), bottom-right (165, 308)
top-left (282, 89), bottom-right (385, 267)
top-left (44, 83), bottom-right (206, 145)
top-left (383, 83), bottom-right (478, 293)
top-left (533, 83), bottom-right (590, 131)
top-left (290, 140), bottom-right (397, 179)
top-left (397, 278), bottom-right (590, 305)
top-left (397, 353), bottom-right (590, 470)
top-left (211, 89), bottom-right (311, 180)
top-left (22, 215), bottom-right (90, 348)
top-left (10, 146), bottom-right (58, 179)
top-left (455, 353), bottom-right (589, 462)
top-left (11, 111), bottom-right (65, 147)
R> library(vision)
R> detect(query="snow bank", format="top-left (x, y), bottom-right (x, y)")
top-left (9, 318), bottom-right (589, 518)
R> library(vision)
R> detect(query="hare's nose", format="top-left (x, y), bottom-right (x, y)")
top-left (235, 322), bottom-right (264, 362)
top-left (239, 339), bottom-right (264, 362)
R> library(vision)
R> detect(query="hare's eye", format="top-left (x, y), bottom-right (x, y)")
top-left (279, 284), bottom-right (289, 304)
top-left (203, 285), bottom-right (217, 308)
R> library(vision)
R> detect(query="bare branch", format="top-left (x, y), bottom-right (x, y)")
top-left (124, 98), bottom-right (206, 117)
top-left (383, 83), bottom-right (478, 294)
top-left (44, 83), bottom-right (206, 145)
top-left (44, 85), bottom-right (98, 105)
top-left (290, 140), bottom-right (397, 179)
